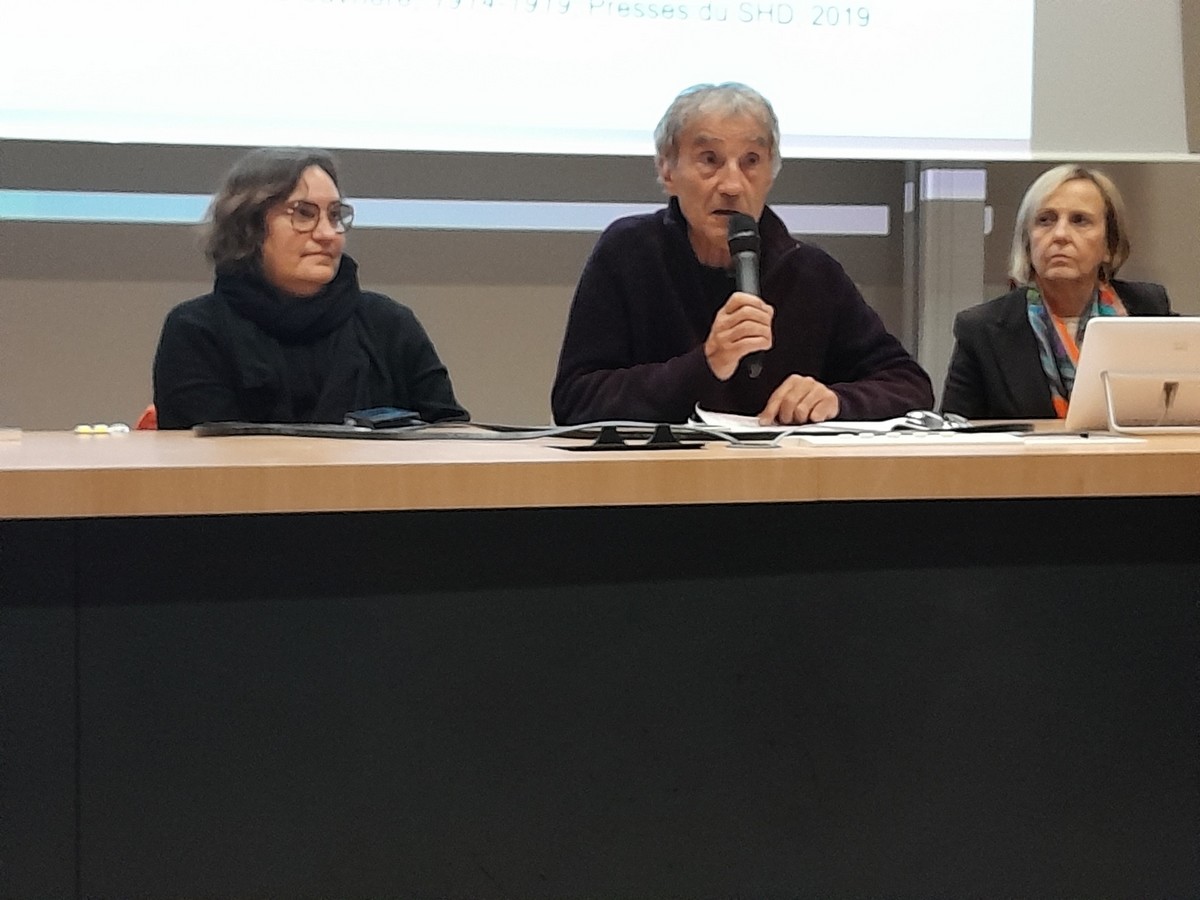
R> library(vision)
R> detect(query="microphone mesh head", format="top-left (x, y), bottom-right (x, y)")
top-left (726, 213), bottom-right (760, 255)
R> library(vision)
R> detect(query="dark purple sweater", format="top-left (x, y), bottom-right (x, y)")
top-left (551, 198), bottom-right (933, 424)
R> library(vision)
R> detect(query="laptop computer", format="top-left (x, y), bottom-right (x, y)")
top-left (1064, 316), bottom-right (1200, 432)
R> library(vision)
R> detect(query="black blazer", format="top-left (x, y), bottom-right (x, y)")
top-left (940, 279), bottom-right (1173, 419)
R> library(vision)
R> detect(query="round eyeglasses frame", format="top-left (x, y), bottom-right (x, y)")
top-left (283, 199), bottom-right (354, 234)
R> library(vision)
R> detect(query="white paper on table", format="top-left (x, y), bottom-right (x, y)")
top-left (691, 406), bottom-right (1142, 445)
top-left (792, 431), bottom-right (1026, 445)
top-left (691, 406), bottom-right (935, 435)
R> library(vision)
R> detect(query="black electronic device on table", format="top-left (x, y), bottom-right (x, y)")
top-left (344, 407), bottom-right (425, 428)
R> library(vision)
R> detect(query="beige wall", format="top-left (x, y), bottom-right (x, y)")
top-left (0, 156), bottom-right (907, 429)
top-left (2, 159), bottom-right (1199, 430)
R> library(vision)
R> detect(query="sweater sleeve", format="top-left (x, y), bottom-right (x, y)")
top-left (815, 257), bottom-right (934, 419)
top-left (550, 230), bottom-right (721, 425)
top-left (152, 298), bottom-right (245, 430)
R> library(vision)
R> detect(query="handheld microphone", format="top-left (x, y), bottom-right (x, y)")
top-left (726, 212), bottom-right (763, 378)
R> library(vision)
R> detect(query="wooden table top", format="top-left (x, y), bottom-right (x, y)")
top-left (2, 427), bottom-right (1198, 519)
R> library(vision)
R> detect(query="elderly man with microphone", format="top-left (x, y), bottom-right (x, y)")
top-left (551, 82), bottom-right (932, 425)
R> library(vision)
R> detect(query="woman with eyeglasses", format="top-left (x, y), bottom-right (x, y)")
top-left (152, 147), bottom-right (467, 429)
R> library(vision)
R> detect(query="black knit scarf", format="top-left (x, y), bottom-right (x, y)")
top-left (212, 255), bottom-right (378, 423)
top-left (216, 254), bottom-right (362, 342)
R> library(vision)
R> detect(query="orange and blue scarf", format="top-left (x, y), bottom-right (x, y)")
top-left (1026, 283), bottom-right (1127, 418)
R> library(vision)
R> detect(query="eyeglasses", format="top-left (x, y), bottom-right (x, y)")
top-left (284, 199), bottom-right (354, 234)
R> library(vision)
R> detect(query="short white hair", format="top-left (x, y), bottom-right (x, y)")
top-left (653, 82), bottom-right (782, 184)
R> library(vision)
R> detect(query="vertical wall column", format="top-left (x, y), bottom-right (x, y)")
top-left (1181, 0), bottom-right (1200, 152)
top-left (903, 167), bottom-right (987, 404)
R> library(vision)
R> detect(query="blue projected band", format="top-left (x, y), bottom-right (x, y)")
top-left (0, 190), bottom-right (889, 236)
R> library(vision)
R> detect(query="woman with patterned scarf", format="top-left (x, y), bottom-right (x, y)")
top-left (941, 165), bottom-right (1173, 420)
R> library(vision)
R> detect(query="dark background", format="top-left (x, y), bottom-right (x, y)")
top-left (3, 497), bottom-right (1198, 898)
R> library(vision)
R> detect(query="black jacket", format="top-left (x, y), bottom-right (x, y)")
top-left (940, 279), bottom-right (1173, 419)
top-left (153, 256), bottom-right (466, 429)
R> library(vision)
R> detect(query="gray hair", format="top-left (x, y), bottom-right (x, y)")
top-left (653, 82), bottom-right (782, 183)
top-left (204, 147), bottom-right (341, 268)
top-left (1008, 164), bottom-right (1131, 285)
